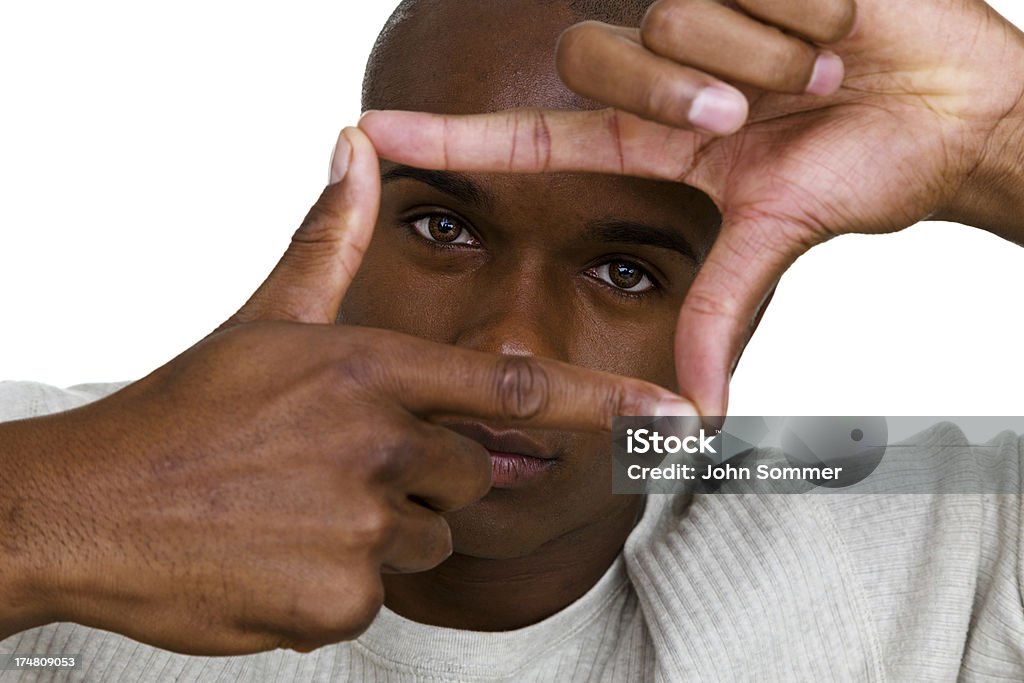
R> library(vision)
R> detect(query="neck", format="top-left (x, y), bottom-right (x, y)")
top-left (382, 497), bottom-right (643, 631)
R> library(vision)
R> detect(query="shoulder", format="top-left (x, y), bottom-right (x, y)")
top-left (0, 381), bottom-right (131, 421)
top-left (821, 421), bottom-right (1024, 679)
top-left (623, 421), bottom-right (1024, 681)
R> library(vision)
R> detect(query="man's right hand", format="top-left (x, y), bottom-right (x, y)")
top-left (0, 128), bottom-right (691, 655)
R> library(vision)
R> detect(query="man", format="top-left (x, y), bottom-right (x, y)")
top-left (1, 0), bottom-right (1023, 681)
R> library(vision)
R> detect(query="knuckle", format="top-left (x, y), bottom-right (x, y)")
top-left (530, 110), bottom-right (553, 173)
top-left (816, 0), bottom-right (857, 42)
top-left (493, 356), bottom-right (551, 421)
top-left (293, 189), bottom-right (344, 245)
top-left (421, 517), bottom-right (454, 565)
top-left (684, 287), bottom-right (735, 321)
top-left (360, 430), bottom-right (416, 483)
top-left (641, 0), bottom-right (690, 51)
top-left (347, 504), bottom-right (398, 549)
top-left (192, 321), bottom-right (292, 381)
top-left (334, 343), bottom-right (388, 392)
top-left (467, 456), bottom-right (493, 502)
top-left (453, 449), bottom-right (493, 508)
top-left (598, 383), bottom-right (628, 423)
top-left (556, 21), bottom-right (599, 59)
top-left (287, 577), bottom-right (383, 644)
top-left (641, 70), bottom-right (686, 122)
top-left (763, 40), bottom-right (817, 91)
top-left (609, 380), bottom-right (662, 419)
top-left (556, 22), bottom-right (601, 90)
top-left (735, 0), bottom-right (855, 44)
top-left (335, 578), bottom-right (385, 638)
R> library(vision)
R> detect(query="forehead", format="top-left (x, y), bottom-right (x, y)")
top-left (367, 0), bottom-right (721, 242)
top-left (366, 0), bottom-right (596, 113)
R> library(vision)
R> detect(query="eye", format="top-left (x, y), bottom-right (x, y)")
top-left (409, 214), bottom-right (477, 246)
top-left (590, 260), bottom-right (656, 294)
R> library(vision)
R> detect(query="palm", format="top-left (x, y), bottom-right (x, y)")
top-left (700, 101), bottom-right (946, 237)
top-left (641, 0), bottom-right (1017, 244)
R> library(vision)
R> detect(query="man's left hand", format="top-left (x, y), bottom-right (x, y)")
top-left (358, 0), bottom-right (1024, 416)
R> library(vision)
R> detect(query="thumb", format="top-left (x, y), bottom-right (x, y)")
top-left (675, 214), bottom-right (811, 417)
top-left (224, 127), bottom-right (380, 327)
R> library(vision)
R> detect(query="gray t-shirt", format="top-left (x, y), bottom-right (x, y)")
top-left (0, 381), bottom-right (1021, 681)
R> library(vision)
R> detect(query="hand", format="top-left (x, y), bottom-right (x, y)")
top-left (358, 0), bottom-right (1024, 416)
top-left (0, 129), bottom-right (689, 654)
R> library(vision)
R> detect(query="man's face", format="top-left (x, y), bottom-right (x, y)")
top-left (338, 0), bottom-right (720, 558)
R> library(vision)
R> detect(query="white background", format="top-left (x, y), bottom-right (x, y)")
top-left (1, 1), bottom-right (1022, 416)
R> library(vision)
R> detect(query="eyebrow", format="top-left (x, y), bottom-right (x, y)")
top-left (586, 219), bottom-right (702, 265)
top-left (382, 165), bottom-right (702, 264)
top-left (381, 165), bottom-right (493, 210)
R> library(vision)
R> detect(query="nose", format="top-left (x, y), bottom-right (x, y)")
top-left (453, 262), bottom-right (569, 362)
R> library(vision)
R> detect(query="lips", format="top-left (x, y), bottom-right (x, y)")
top-left (441, 422), bottom-right (556, 489)
top-left (443, 422), bottom-right (553, 459)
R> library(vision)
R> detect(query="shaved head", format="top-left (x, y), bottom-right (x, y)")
top-left (362, 0), bottom-right (657, 112)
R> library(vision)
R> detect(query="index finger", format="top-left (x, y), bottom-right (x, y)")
top-left (358, 108), bottom-right (703, 183)
top-left (364, 332), bottom-right (698, 430)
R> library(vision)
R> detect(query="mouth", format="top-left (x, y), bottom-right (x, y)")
top-left (441, 421), bottom-right (556, 490)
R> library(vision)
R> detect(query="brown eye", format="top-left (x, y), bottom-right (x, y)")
top-left (609, 261), bottom-right (643, 289)
top-left (410, 215), bottom-right (475, 245)
top-left (590, 260), bottom-right (656, 294)
top-left (429, 216), bottom-right (461, 242)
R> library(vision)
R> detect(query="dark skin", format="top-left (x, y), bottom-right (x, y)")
top-left (0, 129), bottom-right (694, 654)
top-left (339, 2), bottom-right (720, 630)
top-left (354, 0), bottom-right (1024, 632)
top-left (0, 1), bottom-right (706, 653)
top-left (5, 0), bottom-right (1020, 656)
top-left (362, 0), bottom-right (1024, 418)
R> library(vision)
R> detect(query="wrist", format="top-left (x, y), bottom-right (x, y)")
top-left (0, 417), bottom-right (86, 637)
top-left (937, 73), bottom-right (1024, 243)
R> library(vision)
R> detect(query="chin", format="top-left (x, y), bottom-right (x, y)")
top-left (444, 493), bottom-right (566, 560)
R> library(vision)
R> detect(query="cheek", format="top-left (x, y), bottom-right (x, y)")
top-left (340, 227), bottom-right (681, 392)
top-left (336, 235), bottom-right (466, 344)
top-left (567, 307), bottom-right (679, 393)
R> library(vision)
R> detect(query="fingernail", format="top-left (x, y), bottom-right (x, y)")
top-left (806, 51), bottom-right (845, 96)
top-left (653, 398), bottom-right (700, 418)
top-left (688, 85), bottom-right (749, 136)
top-left (328, 129), bottom-right (353, 185)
